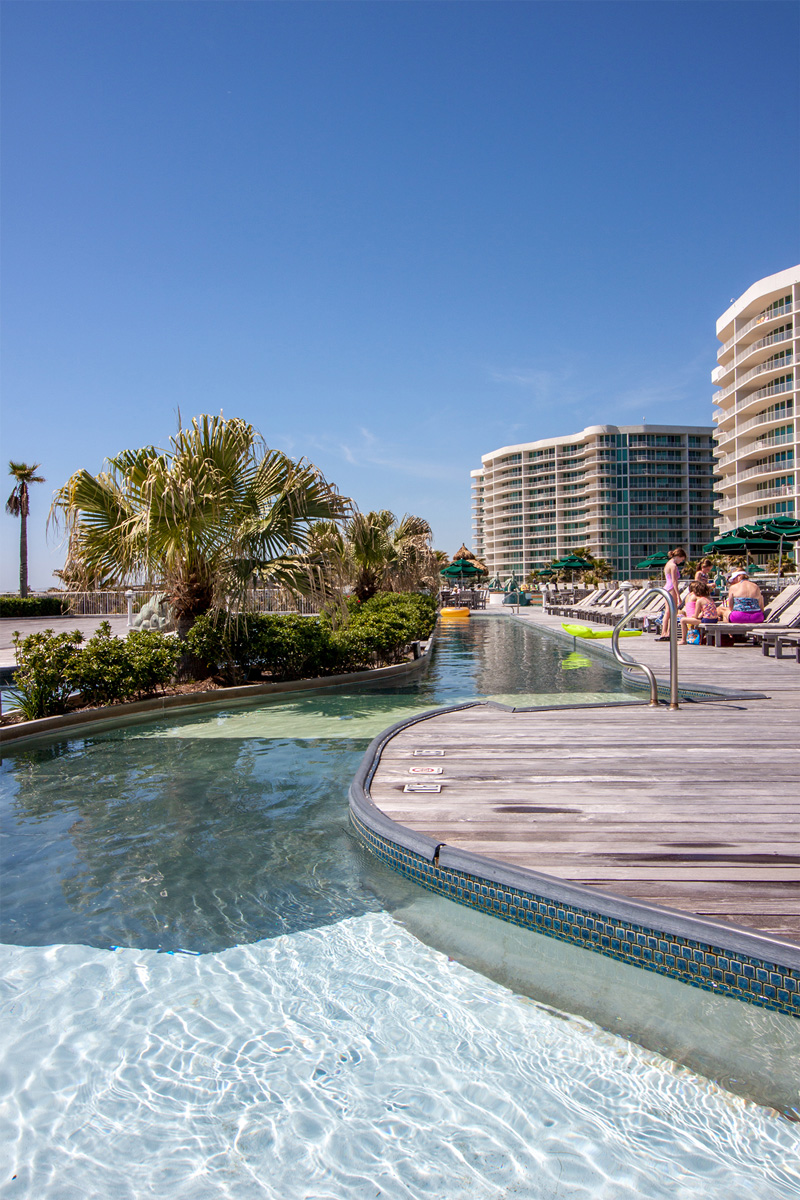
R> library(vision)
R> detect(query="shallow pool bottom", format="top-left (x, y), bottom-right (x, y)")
top-left (2, 913), bottom-right (798, 1200)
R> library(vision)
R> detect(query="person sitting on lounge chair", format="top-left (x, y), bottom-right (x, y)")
top-left (717, 569), bottom-right (764, 624)
top-left (679, 582), bottom-right (717, 644)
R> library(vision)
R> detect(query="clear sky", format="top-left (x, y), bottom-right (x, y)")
top-left (2, 0), bottom-right (798, 590)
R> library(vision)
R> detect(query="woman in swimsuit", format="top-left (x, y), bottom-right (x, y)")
top-left (718, 569), bottom-right (765, 624)
top-left (657, 546), bottom-right (686, 641)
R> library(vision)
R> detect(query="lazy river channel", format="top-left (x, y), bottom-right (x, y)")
top-left (1, 616), bottom-right (799, 1199)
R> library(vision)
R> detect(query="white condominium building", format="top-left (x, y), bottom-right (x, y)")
top-left (712, 265), bottom-right (798, 532)
top-left (471, 424), bottom-right (716, 580)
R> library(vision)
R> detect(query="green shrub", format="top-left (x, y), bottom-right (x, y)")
top-left (184, 593), bottom-right (434, 683)
top-left (69, 622), bottom-right (181, 704)
top-left (10, 628), bottom-right (85, 718)
top-left (68, 622), bottom-right (133, 705)
top-left (124, 629), bottom-right (182, 696)
top-left (0, 595), bottom-right (69, 618)
top-left (9, 622), bottom-right (180, 718)
top-left (184, 613), bottom-right (257, 683)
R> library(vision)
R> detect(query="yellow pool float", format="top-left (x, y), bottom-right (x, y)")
top-left (562, 623), bottom-right (641, 639)
top-left (440, 607), bottom-right (471, 620)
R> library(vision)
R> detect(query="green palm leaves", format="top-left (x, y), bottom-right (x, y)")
top-left (316, 506), bottom-right (434, 600)
top-left (51, 415), bottom-right (351, 625)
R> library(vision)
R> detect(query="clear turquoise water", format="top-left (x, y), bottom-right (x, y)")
top-left (0, 616), bottom-right (632, 953)
top-left (2, 616), bottom-right (799, 1197)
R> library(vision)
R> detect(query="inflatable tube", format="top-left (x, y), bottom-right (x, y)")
top-left (562, 623), bottom-right (641, 640)
top-left (440, 607), bottom-right (471, 619)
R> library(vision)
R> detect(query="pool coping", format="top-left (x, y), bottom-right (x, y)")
top-left (0, 636), bottom-right (434, 748)
top-left (349, 702), bottom-right (800, 1017)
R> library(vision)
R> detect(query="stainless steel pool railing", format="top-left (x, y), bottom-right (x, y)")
top-left (610, 586), bottom-right (679, 710)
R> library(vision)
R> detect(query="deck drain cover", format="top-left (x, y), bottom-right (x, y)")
top-left (413, 749), bottom-right (445, 756)
top-left (404, 783), bottom-right (442, 793)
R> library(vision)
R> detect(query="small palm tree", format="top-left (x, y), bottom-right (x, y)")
top-left (6, 461), bottom-right (45, 598)
top-left (312, 509), bottom-right (437, 602)
top-left (51, 415), bottom-right (350, 633)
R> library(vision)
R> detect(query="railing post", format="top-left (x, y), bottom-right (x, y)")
top-left (126, 590), bottom-right (134, 628)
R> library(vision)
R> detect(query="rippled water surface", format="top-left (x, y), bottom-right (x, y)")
top-left (2, 617), bottom-right (799, 1197)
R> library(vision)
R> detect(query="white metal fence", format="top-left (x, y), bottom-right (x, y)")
top-left (27, 588), bottom-right (323, 617)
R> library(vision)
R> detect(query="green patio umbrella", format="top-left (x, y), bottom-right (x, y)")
top-left (440, 557), bottom-right (483, 583)
top-left (550, 554), bottom-right (593, 571)
top-left (634, 552), bottom-right (669, 570)
top-left (755, 516), bottom-right (800, 579)
top-left (702, 529), bottom-right (781, 556)
top-left (549, 553), bottom-right (593, 584)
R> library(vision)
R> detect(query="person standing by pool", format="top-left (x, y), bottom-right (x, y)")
top-left (656, 546), bottom-right (686, 641)
top-left (717, 569), bottom-right (765, 624)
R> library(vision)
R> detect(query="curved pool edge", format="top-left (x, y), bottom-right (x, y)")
top-left (349, 703), bottom-right (800, 1019)
top-left (0, 636), bottom-right (435, 748)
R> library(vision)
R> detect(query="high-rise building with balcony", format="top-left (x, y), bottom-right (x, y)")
top-left (712, 266), bottom-right (799, 532)
top-left (471, 424), bottom-right (716, 580)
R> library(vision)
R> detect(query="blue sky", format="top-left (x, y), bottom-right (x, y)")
top-left (2, 0), bottom-right (798, 589)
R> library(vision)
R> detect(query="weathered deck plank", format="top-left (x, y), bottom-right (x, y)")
top-left (369, 622), bottom-right (800, 943)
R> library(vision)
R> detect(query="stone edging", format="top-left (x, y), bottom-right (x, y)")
top-left (348, 703), bottom-right (800, 1018)
top-left (0, 636), bottom-right (434, 747)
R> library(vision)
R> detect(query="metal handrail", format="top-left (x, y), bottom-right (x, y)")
top-left (610, 586), bottom-right (679, 710)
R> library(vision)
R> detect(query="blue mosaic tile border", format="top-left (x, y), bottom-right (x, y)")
top-left (350, 809), bottom-right (800, 1019)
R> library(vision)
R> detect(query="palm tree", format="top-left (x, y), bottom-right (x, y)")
top-left (6, 461), bottom-right (45, 598)
top-left (51, 415), bottom-right (350, 633)
top-left (311, 509), bottom-right (437, 602)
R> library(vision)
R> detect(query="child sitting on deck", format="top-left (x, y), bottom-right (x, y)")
top-left (679, 582), bottom-right (717, 645)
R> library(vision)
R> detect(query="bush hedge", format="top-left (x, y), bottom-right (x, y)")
top-left (186, 591), bottom-right (437, 683)
top-left (0, 595), bottom-right (69, 618)
top-left (10, 622), bottom-right (181, 719)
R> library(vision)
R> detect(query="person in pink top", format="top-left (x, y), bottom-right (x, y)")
top-left (679, 582), bottom-right (717, 644)
top-left (656, 546), bottom-right (687, 641)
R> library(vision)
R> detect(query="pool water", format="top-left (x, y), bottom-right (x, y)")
top-left (2, 616), bottom-right (799, 1197)
top-left (1, 616), bottom-right (633, 954)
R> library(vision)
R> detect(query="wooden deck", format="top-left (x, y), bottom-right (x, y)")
top-left (369, 611), bottom-right (800, 945)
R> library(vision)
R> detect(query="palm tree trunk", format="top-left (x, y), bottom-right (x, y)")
top-left (19, 508), bottom-right (28, 598)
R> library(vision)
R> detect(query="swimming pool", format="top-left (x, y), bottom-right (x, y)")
top-left (2, 617), bottom-right (799, 1197)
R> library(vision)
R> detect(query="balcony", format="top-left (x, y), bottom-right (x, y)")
top-left (734, 376), bottom-right (795, 416)
top-left (715, 431), bottom-right (795, 469)
top-left (720, 482), bottom-right (796, 511)
top-left (712, 353), bottom-right (793, 405)
top-left (718, 298), bottom-right (794, 354)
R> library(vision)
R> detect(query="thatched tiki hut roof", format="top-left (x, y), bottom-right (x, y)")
top-left (451, 543), bottom-right (488, 572)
